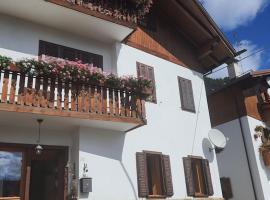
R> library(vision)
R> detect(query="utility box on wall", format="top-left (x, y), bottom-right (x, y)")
top-left (80, 178), bottom-right (92, 193)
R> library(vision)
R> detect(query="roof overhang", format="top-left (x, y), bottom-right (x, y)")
top-left (159, 0), bottom-right (236, 72)
top-left (0, 0), bottom-right (134, 43)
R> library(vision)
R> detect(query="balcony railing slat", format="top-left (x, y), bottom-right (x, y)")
top-left (17, 73), bottom-right (24, 105)
top-left (102, 87), bottom-right (107, 114)
top-left (77, 84), bottom-right (82, 112)
top-left (1, 71), bottom-right (9, 103)
top-left (125, 91), bottom-right (130, 117)
top-left (8, 72), bottom-right (17, 104)
top-left (25, 76), bottom-right (33, 106)
top-left (114, 89), bottom-right (119, 116)
top-left (109, 88), bottom-right (114, 115)
top-left (97, 86), bottom-right (102, 114)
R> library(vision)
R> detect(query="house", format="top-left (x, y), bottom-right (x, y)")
top-left (0, 0), bottom-right (236, 200)
top-left (208, 66), bottom-right (270, 200)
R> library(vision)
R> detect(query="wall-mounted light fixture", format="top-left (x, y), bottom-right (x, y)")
top-left (35, 119), bottom-right (44, 155)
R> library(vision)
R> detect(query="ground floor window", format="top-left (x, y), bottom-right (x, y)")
top-left (136, 151), bottom-right (174, 198)
top-left (0, 150), bottom-right (23, 198)
top-left (183, 156), bottom-right (214, 198)
top-left (0, 144), bottom-right (68, 200)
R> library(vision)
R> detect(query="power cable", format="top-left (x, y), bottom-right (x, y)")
top-left (206, 47), bottom-right (269, 76)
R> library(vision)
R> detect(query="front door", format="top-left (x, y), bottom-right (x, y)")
top-left (0, 144), bottom-right (68, 200)
top-left (29, 149), bottom-right (67, 200)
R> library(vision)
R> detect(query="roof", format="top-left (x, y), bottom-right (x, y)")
top-left (158, 0), bottom-right (237, 72)
top-left (208, 69), bottom-right (270, 95)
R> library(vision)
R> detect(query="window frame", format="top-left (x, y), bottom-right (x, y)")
top-left (136, 151), bottom-right (173, 199)
top-left (144, 151), bottom-right (166, 198)
top-left (191, 157), bottom-right (208, 197)
top-left (0, 146), bottom-right (26, 200)
top-left (136, 62), bottom-right (157, 104)
top-left (178, 76), bottom-right (196, 113)
top-left (38, 40), bottom-right (104, 69)
top-left (183, 155), bottom-right (213, 198)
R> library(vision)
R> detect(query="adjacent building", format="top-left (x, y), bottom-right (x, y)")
top-left (208, 67), bottom-right (270, 200)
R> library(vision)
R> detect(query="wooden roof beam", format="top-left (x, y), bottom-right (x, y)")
top-left (173, 0), bottom-right (213, 39)
top-left (197, 37), bottom-right (220, 60)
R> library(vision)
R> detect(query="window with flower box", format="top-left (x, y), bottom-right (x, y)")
top-left (38, 40), bottom-right (103, 69)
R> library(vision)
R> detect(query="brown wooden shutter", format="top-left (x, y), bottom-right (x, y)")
top-left (162, 155), bottom-right (174, 197)
top-left (220, 177), bottom-right (233, 199)
top-left (178, 77), bottom-right (195, 112)
top-left (183, 157), bottom-right (195, 196)
top-left (137, 62), bottom-right (157, 103)
top-left (136, 152), bottom-right (149, 197)
top-left (147, 66), bottom-right (157, 103)
top-left (202, 159), bottom-right (214, 196)
top-left (137, 62), bottom-right (146, 78)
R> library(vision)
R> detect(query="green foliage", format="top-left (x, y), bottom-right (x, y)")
top-left (0, 55), bottom-right (12, 70)
top-left (204, 76), bottom-right (231, 93)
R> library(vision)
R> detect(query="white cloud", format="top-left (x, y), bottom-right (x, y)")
top-left (236, 40), bottom-right (263, 72)
top-left (208, 40), bottom-right (263, 79)
top-left (200, 0), bottom-right (269, 31)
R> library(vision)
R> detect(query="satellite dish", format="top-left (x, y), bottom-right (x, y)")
top-left (208, 129), bottom-right (227, 152)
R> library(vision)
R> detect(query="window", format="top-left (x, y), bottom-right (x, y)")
top-left (178, 77), bottom-right (195, 112)
top-left (39, 40), bottom-right (103, 69)
top-left (136, 152), bottom-right (173, 198)
top-left (137, 62), bottom-right (157, 103)
top-left (0, 150), bottom-right (23, 198)
top-left (220, 177), bottom-right (233, 200)
top-left (183, 156), bottom-right (213, 197)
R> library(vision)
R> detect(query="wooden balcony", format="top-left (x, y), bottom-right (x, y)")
top-left (47, 0), bottom-right (153, 27)
top-left (0, 69), bottom-right (146, 132)
top-left (258, 91), bottom-right (270, 123)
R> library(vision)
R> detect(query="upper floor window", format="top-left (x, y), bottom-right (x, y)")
top-left (178, 77), bottom-right (196, 112)
top-left (183, 156), bottom-right (214, 198)
top-left (136, 151), bottom-right (173, 198)
top-left (137, 62), bottom-right (157, 103)
top-left (38, 40), bottom-right (103, 69)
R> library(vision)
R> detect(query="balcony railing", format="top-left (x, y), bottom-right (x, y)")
top-left (0, 69), bottom-right (146, 126)
top-left (47, 0), bottom-right (153, 26)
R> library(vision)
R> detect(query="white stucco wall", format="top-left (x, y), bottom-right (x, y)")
top-left (242, 116), bottom-right (270, 200)
top-left (77, 44), bottom-right (223, 200)
top-left (0, 14), bottom-right (115, 73)
top-left (0, 14), bottom-right (223, 200)
top-left (215, 118), bottom-right (256, 200)
top-left (216, 116), bottom-right (270, 200)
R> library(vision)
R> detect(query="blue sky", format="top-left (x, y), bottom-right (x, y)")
top-left (200, 0), bottom-right (270, 77)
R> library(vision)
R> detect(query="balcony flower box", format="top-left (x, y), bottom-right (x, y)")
top-left (260, 146), bottom-right (270, 167)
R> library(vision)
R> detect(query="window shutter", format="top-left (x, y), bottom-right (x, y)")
top-left (178, 77), bottom-right (195, 112)
top-left (202, 159), bottom-right (214, 196)
top-left (183, 157), bottom-right (195, 196)
top-left (220, 177), bottom-right (233, 199)
top-left (137, 62), bottom-right (146, 78)
top-left (136, 62), bottom-right (157, 103)
top-left (136, 152), bottom-right (149, 197)
top-left (162, 155), bottom-right (174, 197)
top-left (147, 66), bottom-right (157, 102)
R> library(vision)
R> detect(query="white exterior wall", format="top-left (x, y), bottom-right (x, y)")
top-left (77, 44), bottom-right (223, 200)
top-left (0, 14), bottom-right (116, 73)
top-left (216, 116), bottom-right (270, 200)
top-left (0, 15), bottom-right (223, 199)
